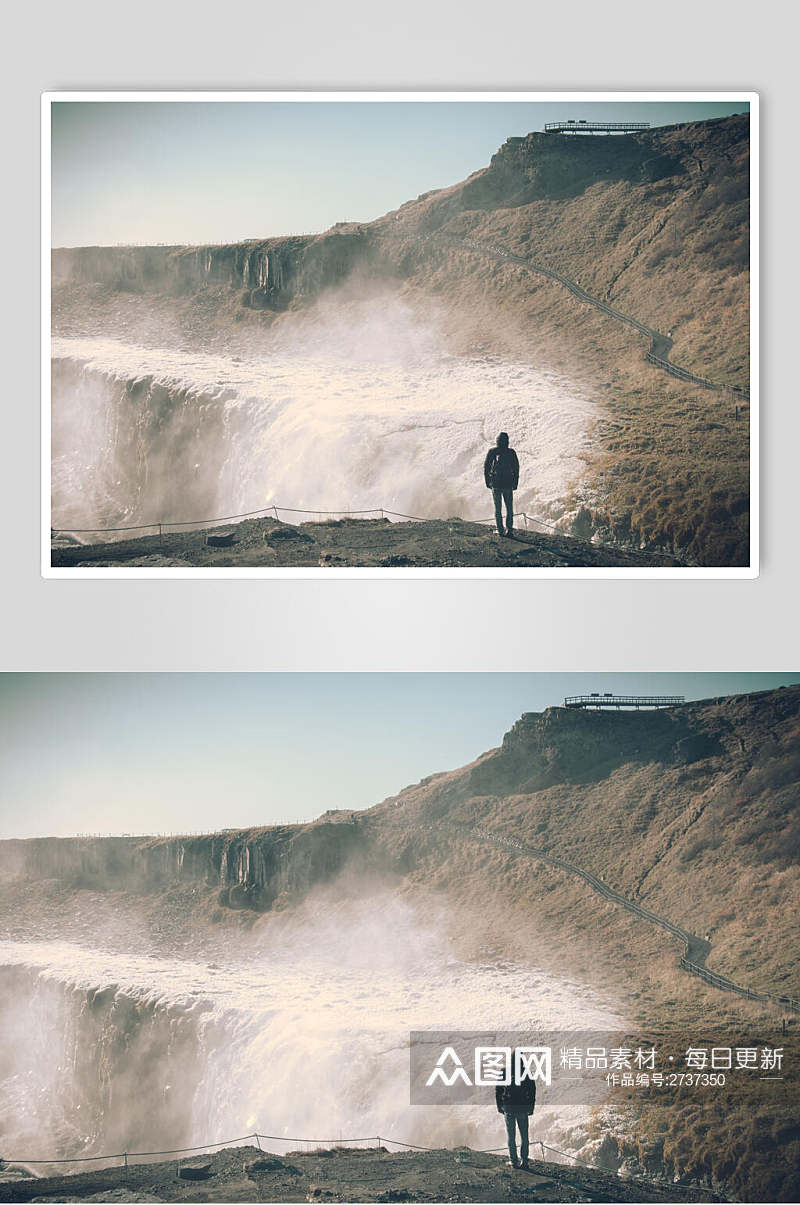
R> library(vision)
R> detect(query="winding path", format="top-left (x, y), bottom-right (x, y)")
top-left (418, 820), bottom-right (797, 1015)
top-left (419, 233), bottom-right (749, 400)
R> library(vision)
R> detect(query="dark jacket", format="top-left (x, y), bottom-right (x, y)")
top-left (484, 445), bottom-right (519, 490)
top-left (496, 1078), bottom-right (536, 1115)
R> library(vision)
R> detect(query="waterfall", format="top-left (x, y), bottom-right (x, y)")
top-left (51, 316), bottom-right (595, 538)
top-left (0, 910), bottom-right (620, 1169)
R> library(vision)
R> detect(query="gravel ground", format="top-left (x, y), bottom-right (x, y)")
top-left (50, 517), bottom-right (680, 570)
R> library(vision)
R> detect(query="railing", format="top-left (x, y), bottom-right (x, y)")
top-left (50, 505), bottom-right (569, 538)
top-left (563, 694), bottom-right (685, 709)
top-left (420, 821), bottom-right (799, 1016)
top-left (423, 233), bottom-right (749, 400)
top-left (51, 506), bottom-right (647, 561)
top-left (544, 121), bottom-right (650, 133)
top-left (0, 1130), bottom-right (579, 1171)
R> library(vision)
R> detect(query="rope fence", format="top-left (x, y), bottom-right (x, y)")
top-left (51, 505), bottom-right (568, 537)
top-left (1, 1130), bottom-right (582, 1172)
top-left (8, 1129), bottom-right (733, 1202)
top-left (51, 504), bottom-right (662, 562)
top-left (9, 1129), bottom-right (717, 1200)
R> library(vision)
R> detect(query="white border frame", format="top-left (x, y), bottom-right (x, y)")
top-left (41, 90), bottom-right (759, 580)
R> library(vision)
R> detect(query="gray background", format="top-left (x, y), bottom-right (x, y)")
top-left (2, 0), bottom-right (795, 671)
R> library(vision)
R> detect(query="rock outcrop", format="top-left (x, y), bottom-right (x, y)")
top-left (52, 226), bottom-right (378, 311)
top-left (416, 129), bottom-right (684, 228)
top-left (0, 821), bottom-right (370, 911)
top-left (468, 704), bottom-right (724, 796)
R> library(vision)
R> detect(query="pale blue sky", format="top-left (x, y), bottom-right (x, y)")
top-left (0, 673), bottom-right (793, 839)
top-left (50, 99), bottom-right (749, 247)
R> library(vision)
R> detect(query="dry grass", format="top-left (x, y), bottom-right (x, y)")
top-left (595, 1029), bottom-right (800, 1201)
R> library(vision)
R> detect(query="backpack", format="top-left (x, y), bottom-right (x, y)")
top-left (491, 447), bottom-right (514, 488)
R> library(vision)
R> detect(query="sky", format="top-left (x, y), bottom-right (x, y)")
top-left (0, 673), bottom-right (794, 839)
top-left (50, 98), bottom-right (749, 247)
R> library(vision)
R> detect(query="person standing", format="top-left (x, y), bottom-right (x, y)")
top-left (496, 1073), bottom-right (536, 1169)
top-left (484, 432), bottom-right (520, 536)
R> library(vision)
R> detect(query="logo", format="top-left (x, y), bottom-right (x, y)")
top-left (425, 1045), bottom-right (552, 1088)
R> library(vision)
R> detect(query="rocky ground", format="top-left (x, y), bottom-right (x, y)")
top-left (0, 1144), bottom-right (727, 1203)
top-left (50, 517), bottom-right (681, 570)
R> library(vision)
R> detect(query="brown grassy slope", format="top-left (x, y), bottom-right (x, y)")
top-left (393, 251), bottom-right (748, 565)
top-left (380, 116), bottom-right (749, 387)
top-left (598, 1033), bottom-right (800, 1202)
top-left (369, 116), bottom-right (750, 565)
top-left (364, 686), bottom-right (800, 1018)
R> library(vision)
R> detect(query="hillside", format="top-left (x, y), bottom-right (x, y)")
top-left (381, 117), bottom-right (749, 385)
top-left (366, 686), bottom-right (799, 1011)
top-left (52, 115), bottom-right (751, 566)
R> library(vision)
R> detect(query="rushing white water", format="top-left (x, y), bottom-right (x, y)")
top-left (51, 315), bottom-right (595, 536)
top-left (0, 908), bottom-right (621, 1165)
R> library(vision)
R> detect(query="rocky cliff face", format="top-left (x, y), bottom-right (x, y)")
top-left (378, 698), bottom-right (742, 825)
top-left (52, 226), bottom-right (378, 311)
top-left (364, 686), bottom-right (800, 1011)
top-left (468, 704), bottom-right (723, 796)
top-left (0, 822), bottom-right (370, 911)
top-left (415, 130), bottom-right (685, 229)
top-left (391, 115), bottom-right (744, 236)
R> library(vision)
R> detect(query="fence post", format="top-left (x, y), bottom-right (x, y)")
top-left (254, 1133), bottom-right (262, 1151)
top-left (123, 1152), bottom-right (128, 1175)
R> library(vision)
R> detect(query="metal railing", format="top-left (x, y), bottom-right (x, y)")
top-left (563, 694), bottom-right (685, 709)
top-left (544, 121), bottom-right (650, 133)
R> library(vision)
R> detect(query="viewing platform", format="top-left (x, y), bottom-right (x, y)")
top-left (544, 120), bottom-right (650, 134)
top-left (563, 693), bottom-right (685, 710)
